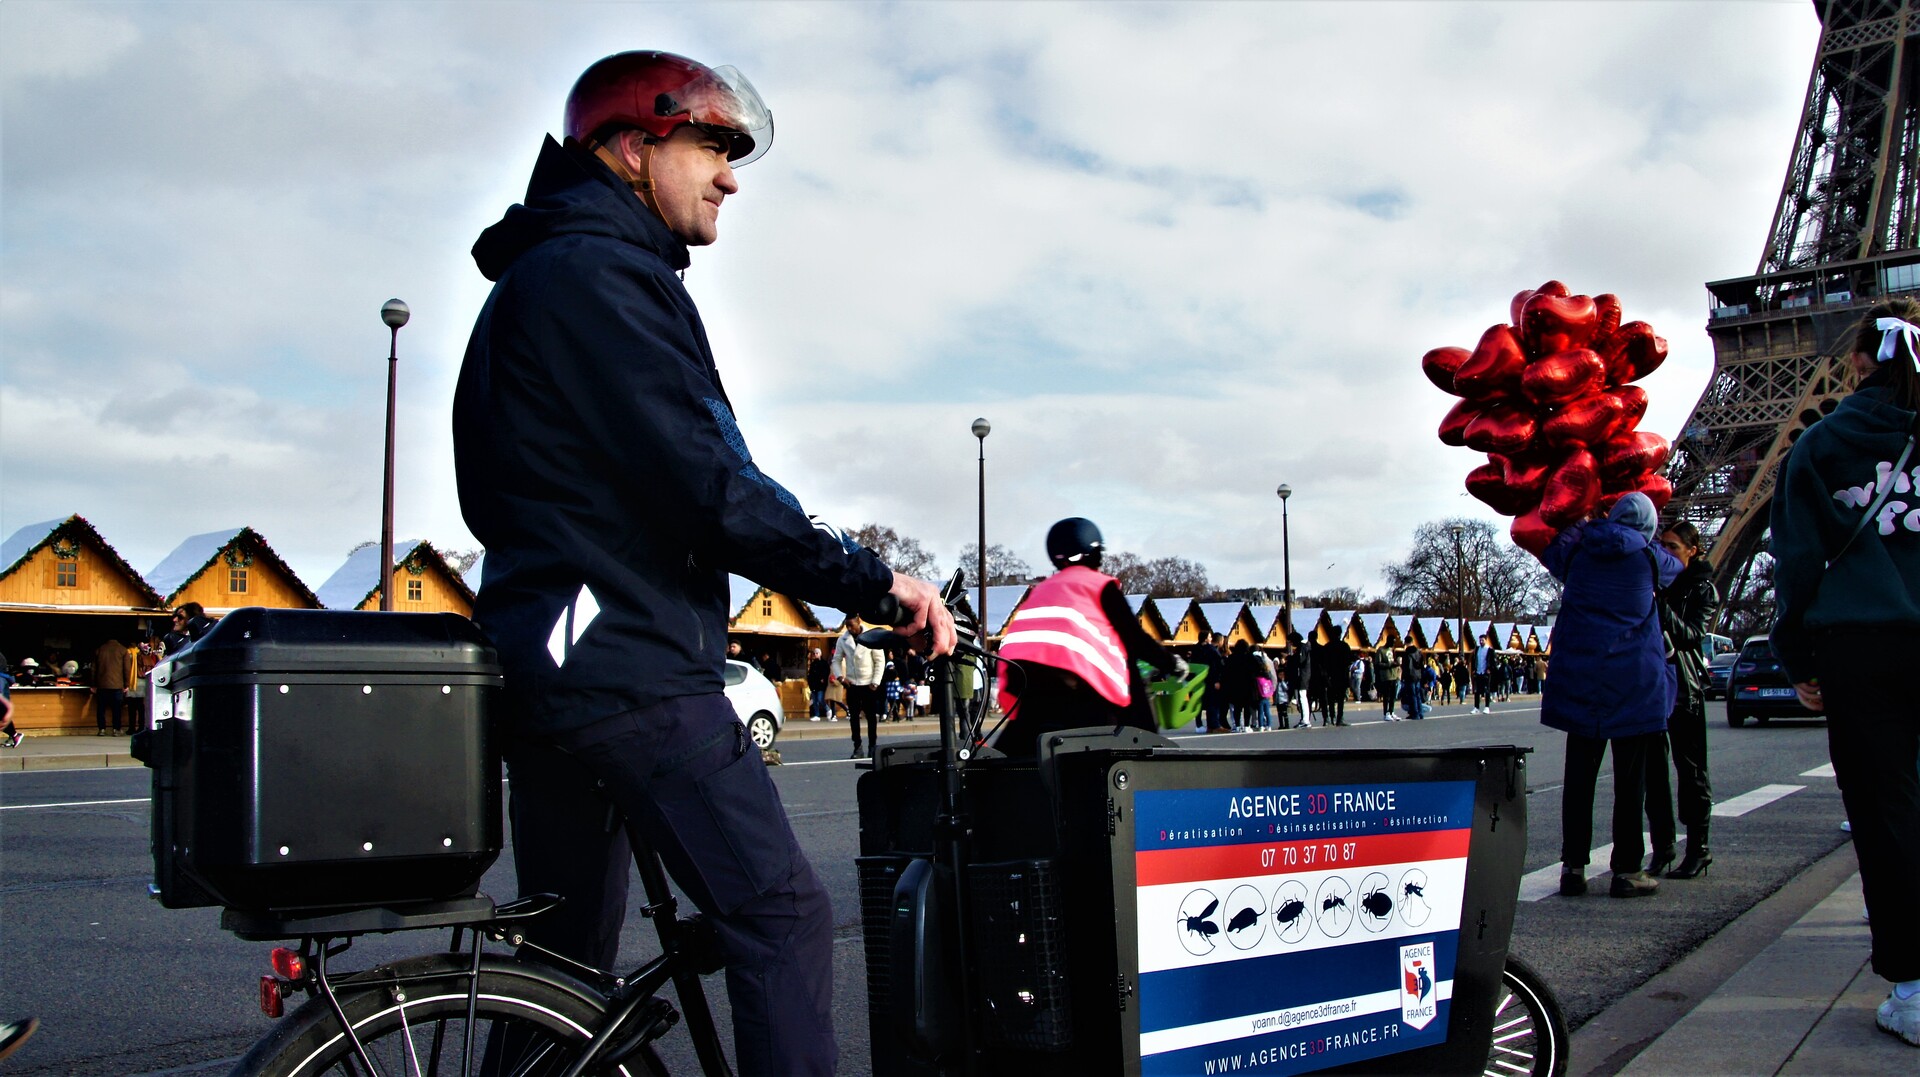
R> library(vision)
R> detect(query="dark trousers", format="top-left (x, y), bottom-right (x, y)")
top-left (126, 695), bottom-right (148, 734)
top-left (1818, 631), bottom-right (1920, 982)
top-left (847, 684), bottom-right (881, 754)
top-left (1473, 672), bottom-right (1492, 709)
top-left (1316, 682), bottom-right (1345, 725)
top-left (1562, 730), bottom-right (1664, 873)
top-left (94, 688), bottom-right (124, 732)
top-left (505, 694), bottom-right (836, 1075)
top-left (1380, 679), bottom-right (1398, 714)
top-left (1204, 693), bottom-right (1229, 732)
top-left (1667, 695), bottom-right (1712, 828)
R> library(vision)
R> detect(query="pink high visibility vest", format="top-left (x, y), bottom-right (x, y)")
top-left (996, 566), bottom-right (1131, 707)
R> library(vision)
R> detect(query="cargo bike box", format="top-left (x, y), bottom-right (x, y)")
top-left (144, 608), bottom-right (504, 916)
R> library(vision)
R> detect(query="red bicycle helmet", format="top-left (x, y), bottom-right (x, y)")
top-left (565, 51), bottom-right (772, 166)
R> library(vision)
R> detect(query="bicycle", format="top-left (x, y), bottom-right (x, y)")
top-left (854, 575), bottom-right (1571, 1076)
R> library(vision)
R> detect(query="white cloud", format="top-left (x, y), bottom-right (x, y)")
top-left (1, 0), bottom-right (1821, 599)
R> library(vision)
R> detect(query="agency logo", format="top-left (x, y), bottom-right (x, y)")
top-left (1400, 941), bottom-right (1437, 1030)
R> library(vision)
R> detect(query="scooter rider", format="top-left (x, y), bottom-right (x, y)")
top-left (987, 518), bottom-right (1184, 757)
top-left (454, 50), bottom-right (954, 1076)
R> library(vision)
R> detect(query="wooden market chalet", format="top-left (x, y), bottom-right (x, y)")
top-left (0, 513), bottom-right (1550, 733)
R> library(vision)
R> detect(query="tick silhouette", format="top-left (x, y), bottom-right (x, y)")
top-left (1361, 884), bottom-right (1394, 923)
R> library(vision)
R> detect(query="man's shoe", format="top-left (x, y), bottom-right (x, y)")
top-left (850, 747), bottom-right (863, 758)
top-left (1559, 869), bottom-right (1587, 897)
top-left (1877, 989), bottom-right (1920, 1046)
top-left (0, 1017), bottom-right (38, 1062)
top-left (1609, 871), bottom-right (1659, 898)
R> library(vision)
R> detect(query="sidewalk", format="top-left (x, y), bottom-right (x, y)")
top-left (1613, 868), bottom-right (1911, 1075)
top-left (0, 732), bottom-right (144, 772)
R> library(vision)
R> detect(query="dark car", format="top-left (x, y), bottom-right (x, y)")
top-left (1704, 652), bottom-right (1737, 700)
top-left (1725, 635), bottom-right (1822, 727)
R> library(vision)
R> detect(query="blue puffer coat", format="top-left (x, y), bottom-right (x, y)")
top-left (1538, 518), bottom-right (1682, 739)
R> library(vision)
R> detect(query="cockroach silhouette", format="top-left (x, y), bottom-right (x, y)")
top-left (1274, 896), bottom-right (1308, 929)
top-left (1182, 899), bottom-right (1220, 940)
top-left (1227, 906), bottom-right (1261, 934)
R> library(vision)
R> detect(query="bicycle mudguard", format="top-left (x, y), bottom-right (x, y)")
top-left (889, 857), bottom-right (960, 1063)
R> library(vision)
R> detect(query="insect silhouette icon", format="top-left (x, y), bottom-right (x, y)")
top-left (1270, 878), bottom-right (1312, 944)
top-left (1176, 890), bottom-right (1221, 956)
top-left (1315, 874), bottom-right (1354, 938)
top-left (1399, 867), bottom-right (1433, 927)
top-left (1358, 871), bottom-right (1395, 932)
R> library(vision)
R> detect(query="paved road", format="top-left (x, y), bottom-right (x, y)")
top-left (0, 697), bottom-right (1844, 1074)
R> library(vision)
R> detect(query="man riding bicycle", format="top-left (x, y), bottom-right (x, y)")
top-left (453, 50), bottom-right (954, 1075)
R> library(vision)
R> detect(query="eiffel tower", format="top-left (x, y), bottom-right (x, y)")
top-left (1665, 0), bottom-right (1920, 608)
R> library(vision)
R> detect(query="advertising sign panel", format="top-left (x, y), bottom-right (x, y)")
top-left (1131, 779), bottom-right (1475, 1075)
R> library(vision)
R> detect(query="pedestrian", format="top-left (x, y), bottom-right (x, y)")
top-left (1348, 655), bottom-right (1366, 707)
top-left (1253, 647), bottom-right (1278, 731)
top-left (1375, 642), bottom-right (1400, 720)
top-left (1656, 521), bottom-right (1720, 879)
top-left (835, 615), bottom-right (887, 757)
top-left (1538, 492), bottom-right (1681, 900)
top-left (1402, 644), bottom-right (1430, 719)
top-left (987, 519), bottom-right (1183, 756)
top-left (1313, 631), bottom-right (1352, 726)
top-left (1768, 299), bottom-right (1920, 1046)
top-left (805, 646), bottom-right (829, 721)
top-left (126, 637), bottom-right (158, 735)
top-left (757, 651), bottom-right (781, 683)
top-left (0, 653), bottom-right (21, 748)
top-left (1223, 640), bottom-right (1260, 731)
top-left (451, 50), bottom-right (954, 1076)
top-left (92, 637), bottom-right (129, 736)
top-left (1191, 632), bottom-right (1229, 733)
top-left (1471, 634), bottom-right (1496, 713)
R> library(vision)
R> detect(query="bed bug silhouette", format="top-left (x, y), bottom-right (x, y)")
top-left (1360, 883), bottom-right (1395, 922)
top-left (1322, 894), bottom-right (1347, 913)
top-left (1274, 895), bottom-right (1308, 930)
top-left (1403, 881), bottom-right (1425, 900)
top-left (1182, 899), bottom-right (1220, 941)
top-left (1226, 906), bottom-right (1261, 934)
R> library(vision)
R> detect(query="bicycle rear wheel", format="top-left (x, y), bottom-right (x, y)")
top-left (1485, 955), bottom-right (1569, 1077)
top-left (232, 955), bottom-right (666, 1077)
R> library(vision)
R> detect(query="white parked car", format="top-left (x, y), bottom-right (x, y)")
top-left (724, 659), bottom-right (785, 749)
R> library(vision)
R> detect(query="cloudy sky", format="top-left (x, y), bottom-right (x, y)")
top-left (2, 1), bottom-right (1818, 599)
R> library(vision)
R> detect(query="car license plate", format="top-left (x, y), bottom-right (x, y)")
top-left (1758, 687), bottom-right (1796, 699)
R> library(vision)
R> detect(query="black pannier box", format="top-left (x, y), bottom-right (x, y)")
top-left (147, 608), bottom-right (504, 914)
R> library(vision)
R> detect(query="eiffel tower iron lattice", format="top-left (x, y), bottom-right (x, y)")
top-left (1666, 0), bottom-right (1920, 616)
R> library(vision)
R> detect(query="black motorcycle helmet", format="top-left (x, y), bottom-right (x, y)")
top-left (1046, 517), bottom-right (1104, 570)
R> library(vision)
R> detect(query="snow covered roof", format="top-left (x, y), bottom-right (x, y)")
top-left (982, 584), bottom-right (1032, 634)
top-left (1196, 601), bottom-right (1247, 636)
top-left (145, 526), bottom-right (320, 607)
top-left (1, 518), bottom-right (66, 576)
top-left (1415, 617), bottom-right (1446, 647)
top-left (1358, 613), bottom-right (1391, 646)
top-left (728, 575), bottom-right (763, 619)
top-left (1152, 597), bottom-right (1196, 634)
top-left (808, 603), bottom-right (851, 632)
top-left (0, 514), bottom-right (163, 607)
top-left (1247, 605), bottom-right (1285, 639)
top-left (315, 540), bottom-right (425, 610)
top-left (1289, 607), bottom-right (1324, 639)
top-left (1126, 593), bottom-right (1150, 615)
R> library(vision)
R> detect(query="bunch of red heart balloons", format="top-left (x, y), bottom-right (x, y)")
top-left (1423, 281), bottom-right (1672, 556)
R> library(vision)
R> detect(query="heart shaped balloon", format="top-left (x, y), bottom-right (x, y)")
top-left (1426, 280), bottom-right (1672, 556)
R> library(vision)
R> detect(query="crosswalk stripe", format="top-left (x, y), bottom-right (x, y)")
top-left (1711, 783), bottom-right (1806, 818)
top-left (1799, 762), bottom-right (1836, 778)
top-left (1518, 834), bottom-right (1650, 901)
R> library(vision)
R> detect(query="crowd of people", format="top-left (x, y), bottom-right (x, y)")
top-left (1, 603), bottom-right (214, 745)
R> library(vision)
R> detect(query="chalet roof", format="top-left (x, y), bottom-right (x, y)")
top-left (314, 540), bottom-right (471, 611)
top-left (1326, 610), bottom-right (1356, 636)
top-left (981, 584), bottom-right (1031, 634)
top-left (1247, 605), bottom-right (1285, 639)
top-left (0, 514), bottom-right (164, 607)
top-left (1492, 621), bottom-right (1516, 645)
top-left (728, 575), bottom-right (762, 620)
top-left (1153, 596), bottom-right (1195, 632)
top-left (1196, 601), bottom-right (1246, 635)
top-left (1415, 617), bottom-right (1446, 647)
top-left (1358, 613), bottom-right (1391, 645)
top-left (809, 604), bottom-right (851, 632)
top-left (1126, 594), bottom-right (1150, 615)
top-left (146, 527), bottom-right (321, 607)
top-left (1289, 607), bottom-right (1324, 639)
top-left (1468, 619), bottom-right (1494, 644)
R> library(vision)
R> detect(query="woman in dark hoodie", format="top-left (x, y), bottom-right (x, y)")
top-left (1538, 492), bottom-right (1682, 899)
top-left (1654, 522), bottom-right (1719, 879)
top-left (1770, 297), bottom-right (1920, 1047)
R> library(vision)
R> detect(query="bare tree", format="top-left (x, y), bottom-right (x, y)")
top-left (957, 543), bottom-right (1034, 586)
top-left (441, 547), bottom-right (484, 576)
top-left (1106, 551), bottom-right (1212, 598)
top-left (1383, 518), bottom-right (1557, 622)
top-left (850, 523), bottom-right (941, 579)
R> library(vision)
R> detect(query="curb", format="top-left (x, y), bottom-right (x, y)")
top-left (2, 753), bottom-right (145, 772)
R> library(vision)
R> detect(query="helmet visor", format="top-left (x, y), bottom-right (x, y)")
top-left (660, 65), bottom-right (773, 165)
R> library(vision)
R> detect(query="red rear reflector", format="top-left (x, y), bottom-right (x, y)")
top-left (260, 975), bottom-right (286, 1018)
top-left (270, 947), bottom-right (305, 980)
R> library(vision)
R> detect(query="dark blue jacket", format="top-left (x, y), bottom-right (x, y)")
top-left (454, 137), bottom-right (892, 735)
top-left (1538, 520), bottom-right (1680, 739)
top-left (1770, 380), bottom-right (1920, 683)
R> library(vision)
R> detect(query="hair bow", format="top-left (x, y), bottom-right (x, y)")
top-left (1875, 317), bottom-right (1920, 369)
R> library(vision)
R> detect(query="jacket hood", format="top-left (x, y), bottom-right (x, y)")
top-left (1816, 386), bottom-right (1917, 451)
top-left (472, 136), bottom-right (689, 281)
top-left (1578, 518), bottom-right (1652, 560)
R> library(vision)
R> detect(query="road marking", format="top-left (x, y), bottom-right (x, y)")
top-left (1800, 762), bottom-right (1836, 778)
top-left (1712, 784), bottom-right (1806, 818)
top-left (0, 797), bottom-right (148, 811)
top-left (1518, 834), bottom-right (1650, 901)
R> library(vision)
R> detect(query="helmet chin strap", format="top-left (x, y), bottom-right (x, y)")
top-left (590, 134), bottom-right (663, 219)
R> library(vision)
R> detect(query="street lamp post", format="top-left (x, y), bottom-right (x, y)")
top-left (1276, 484), bottom-right (1293, 638)
top-left (379, 299), bottom-right (410, 612)
top-left (1450, 522), bottom-right (1467, 653)
top-left (973, 418), bottom-right (991, 639)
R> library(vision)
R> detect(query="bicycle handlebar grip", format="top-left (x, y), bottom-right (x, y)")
top-left (861, 595), bottom-right (909, 627)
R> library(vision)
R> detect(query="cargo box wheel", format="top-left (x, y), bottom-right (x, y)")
top-left (748, 712), bottom-right (778, 750)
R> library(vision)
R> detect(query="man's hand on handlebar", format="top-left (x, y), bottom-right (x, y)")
top-left (888, 573), bottom-right (958, 656)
